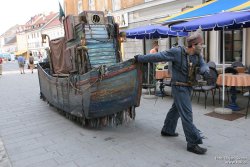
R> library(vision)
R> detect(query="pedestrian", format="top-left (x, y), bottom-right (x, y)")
top-left (150, 41), bottom-right (159, 54)
top-left (134, 31), bottom-right (210, 155)
top-left (29, 53), bottom-right (34, 74)
top-left (0, 57), bottom-right (3, 75)
top-left (38, 52), bottom-right (43, 62)
top-left (17, 55), bottom-right (25, 74)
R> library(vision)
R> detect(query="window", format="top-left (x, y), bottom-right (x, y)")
top-left (113, 0), bottom-right (121, 11)
top-left (220, 30), bottom-right (243, 63)
top-left (89, 0), bottom-right (95, 10)
top-left (78, 0), bottom-right (82, 14)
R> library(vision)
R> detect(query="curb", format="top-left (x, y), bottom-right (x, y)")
top-left (0, 137), bottom-right (12, 167)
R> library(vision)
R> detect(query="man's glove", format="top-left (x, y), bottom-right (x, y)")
top-left (134, 54), bottom-right (141, 63)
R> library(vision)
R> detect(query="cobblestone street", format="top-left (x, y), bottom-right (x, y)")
top-left (0, 62), bottom-right (250, 167)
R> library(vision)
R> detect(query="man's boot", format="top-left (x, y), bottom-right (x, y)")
top-left (161, 131), bottom-right (179, 137)
top-left (187, 144), bottom-right (207, 154)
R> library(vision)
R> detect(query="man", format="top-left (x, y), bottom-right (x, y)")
top-left (17, 55), bottom-right (25, 74)
top-left (150, 41), bottom-right (159, 54)
top-left (135, 32), bottom-right (210, 155)
top-left (29, 53), bottom-right (34, 74)
top-left (0, 57), bottom-right (3, 75)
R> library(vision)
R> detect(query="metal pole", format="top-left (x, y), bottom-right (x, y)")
top-left (222, 28), bottom-right (225, 108)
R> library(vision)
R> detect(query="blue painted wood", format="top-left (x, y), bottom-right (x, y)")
top-left (87, 43), bottom-right (114, 49)
top-left (85, 30), bottom-right (108, 35)
top-left (86, 40), bottom-right (113, 44)
top-left (88, 48), bottom-right (115, 53)
top-left (85, 34), bottom-right (109, 39)
top-left (89, 56), bottom-right (116, 60)
top-left (82, 24), bottom-right (117, 67)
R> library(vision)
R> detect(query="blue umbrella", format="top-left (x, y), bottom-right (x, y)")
top-left (171, 11), bottom-right (250, 32)
top-left (126, 25), bottom-right (188, 39)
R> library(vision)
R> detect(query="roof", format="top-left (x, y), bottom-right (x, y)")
top-left (25, 12), bottom-right (58, 31)
top-left (35, 12), bottom-right (57, 25)
top-left (43, 14), bottom-right (62, 29)
top-left (160, 0), bottom-right (250, 25)
top-left (4, 36), bottom-right (16, 45)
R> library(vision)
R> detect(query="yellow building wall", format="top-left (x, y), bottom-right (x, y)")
top-left (121, 0), bottom-right (144, 9)
top-left (64, 0), bottom-right (78, 15)
top-left (83, 0), bottom-right (89, 10)
top-left (64, 0), bottom-right (145, 14)
top-left (95, 0), bottom-right (112, 12)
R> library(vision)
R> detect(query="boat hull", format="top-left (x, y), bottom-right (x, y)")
top-left (38, 59), bottom-right (142, 120)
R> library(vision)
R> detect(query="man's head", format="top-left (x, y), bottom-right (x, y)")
top-left (152, 40), bottom-right (159, 50)
top-left (29, 52), bottom-right (32, 56)
top-left (186, 31), bottom-right (203, 55)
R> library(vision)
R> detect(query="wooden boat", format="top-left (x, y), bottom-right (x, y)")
top-left (38, 11), bottom-right (142, 127)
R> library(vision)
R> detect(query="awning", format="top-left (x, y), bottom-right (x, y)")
top-left (170, 11), bottom-right (250, 32)
top-left (126, 25), bottom-right (188, 39)
top-left (160, 0), bottom-right (250, 25)
top-left (14, 50), bottom-right (27, 56)
top-left (229, 1), bottom-right (250, 11)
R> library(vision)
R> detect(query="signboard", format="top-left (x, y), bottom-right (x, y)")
top-left (114, 13), bottom-right (128, 28)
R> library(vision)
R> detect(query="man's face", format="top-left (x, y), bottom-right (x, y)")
top-left (194, 43), bottom-right (203, 55)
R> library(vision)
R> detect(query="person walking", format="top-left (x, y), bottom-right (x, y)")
top-left (17, 55), bottom-right (25, 74)
top-left (134, 31), bottom-right (210, 155)
top-left (150, 41), bottom-right (159, 54)
top-left (0, 57), bottom-right (3, 75)
top-left (29, 53), bottom-right (34, 74)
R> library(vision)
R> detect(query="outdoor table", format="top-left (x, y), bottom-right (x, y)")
top-left (155, 70), bottom-right (171, 97)
top-left (216, 73), bottom-right (250, 111)
top-left (155, 69), bottom-right (171, 80)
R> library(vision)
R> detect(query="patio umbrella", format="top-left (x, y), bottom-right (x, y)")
top-left (170, 11), bottom-right (250, 113)
top-left (126, 25), bottom-right (188, 39)
top-left (170, 11), bottom-right (250, 32)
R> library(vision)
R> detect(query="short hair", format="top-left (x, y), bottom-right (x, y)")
top-left (186, 31), bottom-right (203, 48)
top-left (29, 52), bottom-right (32, 56)
top-left (152, 40), bottom-right (159, 47)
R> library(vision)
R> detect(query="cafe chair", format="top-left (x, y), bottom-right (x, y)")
top-left (231, 61), bottom-right (244, 68)
top-left (192, 67), bottom-right (218, 109)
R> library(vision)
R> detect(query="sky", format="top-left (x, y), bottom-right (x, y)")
top-left (0, 0), bottom-right (64, 35)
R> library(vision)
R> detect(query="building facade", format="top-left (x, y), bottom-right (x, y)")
top-left (63, 0), bottom-right (250, 67)
top-left (0, 12), bottom-right (64, 61)
top-left (0, 25), bottom-right (19, 54)
top-left (25, 12), bottom-right (64, 59)
top-left (63, 0), bottom-right (202, 59)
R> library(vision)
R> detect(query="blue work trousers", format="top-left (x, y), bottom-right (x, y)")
top-left (162, 85), bottom-right (203, 146)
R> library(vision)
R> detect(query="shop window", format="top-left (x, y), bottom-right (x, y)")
top-left (220, 29), bottom-right (243, 63)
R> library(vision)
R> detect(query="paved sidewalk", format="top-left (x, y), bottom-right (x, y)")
top-left (0, 69), bottom-right (250, 167)
top-left (0, 137), bottom-right (11, 167)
